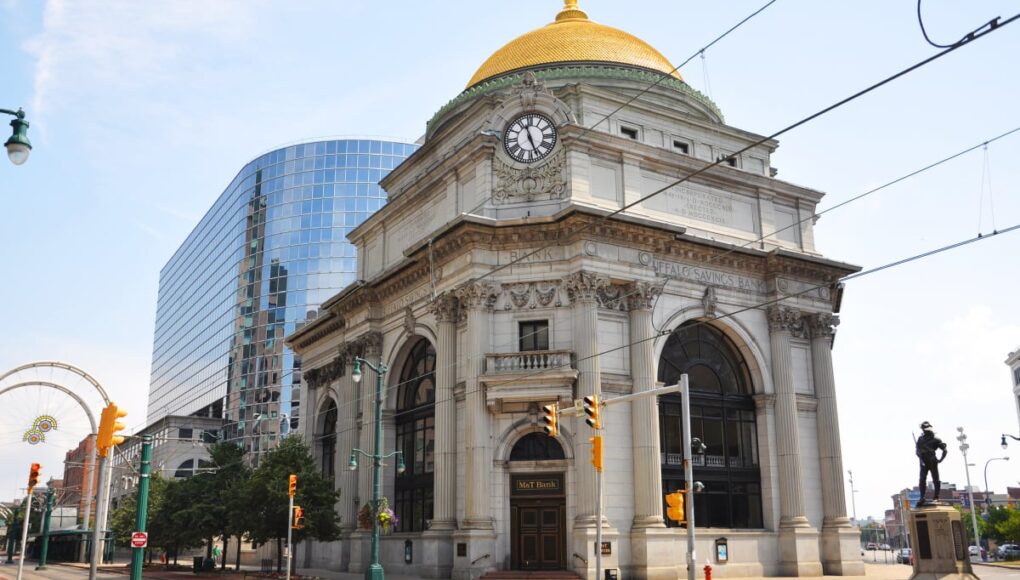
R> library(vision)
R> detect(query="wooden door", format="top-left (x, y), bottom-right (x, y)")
top-left (511, 499), bottom-right (564, 570)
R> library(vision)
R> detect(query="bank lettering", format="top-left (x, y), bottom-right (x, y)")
top-left (650, 258), bottom-right (765, 294)
top-left (516, 479), bottom-right (560, 491)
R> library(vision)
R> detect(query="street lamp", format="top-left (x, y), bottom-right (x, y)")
top-left (983, 457), bottom-right (1010, 508)
top-left (1001, 434), bottom-right (1020, 450)
top-left (1, 107), bottom-right (31, 165)
top-left (957, 427), bottom-right (981, 555)
top-left (349, 356), bottom-right (404, 580)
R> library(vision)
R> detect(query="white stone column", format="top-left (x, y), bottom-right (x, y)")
top-left (429, 292), bottom-right (460, 531)
top-left (628, 282), bottom-right (664, 527)
top-left (768, 306), bottom-right (821, 576)
top-left (563, 271), bottom-right (607, 526)
top-left (336, 347), bottom-right (359, 533)
top-left (809, 313), bottom-right (864, 575)
top-left (454, 283), bottom-right (497, 529)
top-left (767, 306), bottom-right (809, 528)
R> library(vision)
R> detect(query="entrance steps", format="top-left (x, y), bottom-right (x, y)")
top-left (480, 571), bottom-right (583, 580)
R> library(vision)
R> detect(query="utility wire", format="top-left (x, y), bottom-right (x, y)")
top-left (917, 0), bottom-right (1004, 49)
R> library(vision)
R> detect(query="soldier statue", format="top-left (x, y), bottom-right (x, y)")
top-left (916, 421), bottom-right (948, 505)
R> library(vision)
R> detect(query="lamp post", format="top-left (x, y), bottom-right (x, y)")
top-left (1, 107), bottom-right (31, 165)
top-left (957, 427), bottom-right (981, 554)
top-left (1001, 434), bottom-right (1020, 450)
top-left (348, 356), bottom-right (405, 580)
top-left (848, 470), bottom-right (859, 524)
top-left (983, 457), bottom-right (1010, 508)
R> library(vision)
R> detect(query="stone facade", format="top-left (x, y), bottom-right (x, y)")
top-left (288, 57), bottom-right (862, 579)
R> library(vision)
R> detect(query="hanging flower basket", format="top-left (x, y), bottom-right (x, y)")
top-left (358, 497), bottom-right (400, 533)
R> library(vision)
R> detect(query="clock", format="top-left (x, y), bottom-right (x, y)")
top-left (503, 112), bottom-right (557, 163)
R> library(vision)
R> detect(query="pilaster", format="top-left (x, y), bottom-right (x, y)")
top-left (429, 292), bottom-right (460, 533)
top-left (628, 281), bottom-right (665, 528)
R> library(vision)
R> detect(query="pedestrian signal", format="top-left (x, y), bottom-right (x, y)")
top-left (583, 395), bottom-right (600, 429)
top-left (666, 490), bottom-right (686, 523)
top-left (288, 474), bottom-right (298, 497)
top-left (542, 404), bottom-right (558, 437)
top-left (292, 505), bottom-right (304, 529)
top-left (27, 463), bottom-right (41, 492)
top-left (590, 435), bottom-right (604, 472)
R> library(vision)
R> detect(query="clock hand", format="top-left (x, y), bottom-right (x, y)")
top-left (525, 126), bottom-right (538, 150)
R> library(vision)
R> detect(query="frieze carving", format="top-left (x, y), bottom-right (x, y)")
top-left (493, 149), bottom-right (567, 204)
top-left (806, 313), bottom-right (839, 340)
top-left (703, 286), bottom-right (718, 318)
top-left (767, 306), bottom-right (808, 339)
top-left (501, 281), bottom-right (562, 310)
top-left (304, 355), bottom-right (346, 389)
top-left (455, 281), bottom-right (500, 311)
top-left (428, 292), bottom-right (460, 323)
top-left (516, 71), bottom-right (550, 108)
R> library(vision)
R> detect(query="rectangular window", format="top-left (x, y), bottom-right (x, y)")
top-left (178, 428), bottom-right (193, 440)
top-left (519, 320), bottom-right (550, 352)
top-left (673, 140), bottom-right (690, 154)
top-left (1014, 367), bottom-right (1020, 386)
top-left (620, 126), bottom-right (639, 140)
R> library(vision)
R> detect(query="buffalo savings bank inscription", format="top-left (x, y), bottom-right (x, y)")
top-left (640, 252), bottom-right (766, 295)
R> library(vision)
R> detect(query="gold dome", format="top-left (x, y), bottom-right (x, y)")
top-left (467, 0), bottom-right (681, 88)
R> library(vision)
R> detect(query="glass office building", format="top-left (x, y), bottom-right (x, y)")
top-left (147, 138), bottom-right (418, 460)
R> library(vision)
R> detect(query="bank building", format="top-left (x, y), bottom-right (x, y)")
top-left (287, 2), bottom-right (862, 578)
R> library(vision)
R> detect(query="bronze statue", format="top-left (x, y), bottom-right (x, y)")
top-left (916, 421), bottom-right (947, 505)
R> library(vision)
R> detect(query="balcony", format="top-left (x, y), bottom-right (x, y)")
top-left (481, 349), bottom-right (578, 413)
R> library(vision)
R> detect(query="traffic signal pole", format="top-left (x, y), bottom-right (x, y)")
top-left (287, 493), bottom-right (294, 580)
top-left (15, 492), bottom-right (33, 580)
top-left (36, 487), bottom-right (54, 570)
top-left (681, 376), bottom-right (696, 580)
top-left (89, 454), bottom-right (109, 580)
top-left (130, 435), bottom-right (153, 580)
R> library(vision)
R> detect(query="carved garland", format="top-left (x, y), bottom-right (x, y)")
top-left (493, 149), bottom-right (567, 205)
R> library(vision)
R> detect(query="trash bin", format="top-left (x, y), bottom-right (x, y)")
top-left (193, 556), bottom-right (203, 573)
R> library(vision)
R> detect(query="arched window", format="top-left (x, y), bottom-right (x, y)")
top-left (394, 338), bottom-right (436, 533)
top-left (510, 432), bottom-right (566, 461)
top-left (174, 459), bottom-right (194, 479)
top-left (658, 321), bottom-right (762, 529)
top-left (320, 399), bottom-right (338, 481)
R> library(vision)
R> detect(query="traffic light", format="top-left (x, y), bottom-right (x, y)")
top-left (288, 474), bottom-right (298, 497)
top-left (666, 490), bottom-right (686, 523)
top-left (27, 463), bottom-right (41, 493)
top-left (583, 395), bottom-right (600, 429)
top-left (97, 403), bottom-right (128, 457)
top-left (542, 403), bottom-right (558, 437)
top-left (590, 435), bottom-right (603, 472)
top-left (292, 505), bottom-right (304, 529)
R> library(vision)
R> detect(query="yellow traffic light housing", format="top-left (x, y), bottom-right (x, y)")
top-left (288, 474), bottom-right (298, 497)
top-left (666, 490), bottom-right (686, 523)
top-left (583, 395), bottom-right (600, 429)
top-left (542, 403), bottom-right (558, 437)
top-left (590, 435), bottom-right (603, 472)
top-left (97, 403), bottom-right (128, 457)
top-left (292, 505), bottom-right (305, 529)
top-left (27, 463), bottom-right (41, 493)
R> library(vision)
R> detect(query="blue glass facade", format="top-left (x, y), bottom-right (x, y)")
top-left (147, 138), bottom-right (418, 458)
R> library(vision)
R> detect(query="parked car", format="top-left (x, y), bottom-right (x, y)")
top-left (866, 542), bottom-right (878, 550)
top-left (969, 546), bottom-right (981, 557)
top-left (880, 543), bottom-right (891, 551)
top-left (997, 544), bottom-right (1020, 560)
top-left (896, 548), bottom-right (913, 564)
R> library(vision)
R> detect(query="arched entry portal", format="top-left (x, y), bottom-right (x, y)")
top-left (508, 432), bottom-right (566, 571)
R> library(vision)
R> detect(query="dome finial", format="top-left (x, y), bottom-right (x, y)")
top-left (556, 0), bottom-right (588, 22)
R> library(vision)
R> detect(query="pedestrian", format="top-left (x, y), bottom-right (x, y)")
top-left (213, 545), bottom-right (221, 559)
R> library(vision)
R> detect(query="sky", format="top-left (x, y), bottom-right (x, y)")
top-left (0, 0), bottom-right (1018, 523)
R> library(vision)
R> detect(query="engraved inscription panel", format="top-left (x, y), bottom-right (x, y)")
top-left (640, 174), bottom-right (757, 233)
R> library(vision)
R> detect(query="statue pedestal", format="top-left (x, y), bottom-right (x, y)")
top-left (908, 505), bottom-right (979, 580)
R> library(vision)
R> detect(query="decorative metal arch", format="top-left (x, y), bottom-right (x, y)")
top-left (0, 361), bottom-right (110, 405)
top-left (0, 381), bottom-right (98, 434)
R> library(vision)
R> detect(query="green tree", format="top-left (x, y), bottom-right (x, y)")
top-left (109, 473), bottom-right (170, 554)
top-left (244, 436), bottom-right (340, 571)
top-left (996, 509), bottom-right (1020, 544)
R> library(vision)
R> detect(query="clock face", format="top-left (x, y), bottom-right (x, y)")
top-left (503, 113), bottom-right (557, 163)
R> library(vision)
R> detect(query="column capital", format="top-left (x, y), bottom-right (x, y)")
top-left (626, 280), bottom-right (664, 311)
top-left (806, 313), bottom-right (840, 340)
top-left (304, 355), bottom-right (346, 388)
top-left (767, 305), bottom-right (807, 338)
top-left (562, 270), bottom-right (608, 305)
top-left (352, 331), bottom-right (383, 359)
top-left (454, 281), bottom-right (500, 311)
top-left (429, 291), bottom-right (461, 323)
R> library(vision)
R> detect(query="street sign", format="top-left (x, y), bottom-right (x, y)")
top-left (131, 531), bottom-right (148, 548)
top-left (907, 490), bottom-right (921, 509)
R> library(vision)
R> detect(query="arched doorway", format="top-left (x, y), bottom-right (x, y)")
top-left (393, 337), bottom-right (436, 532)
top-left (658, 320), bottom-right (763, 528)
top-left (508, 432), bottom-right (566, 571)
